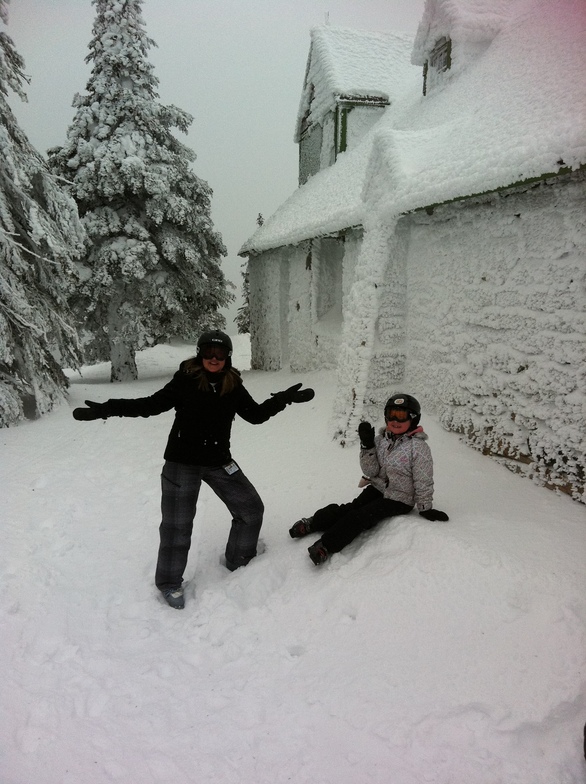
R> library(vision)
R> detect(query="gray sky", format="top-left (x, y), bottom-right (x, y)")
top-left (6, 0), bottom-right (425, 328)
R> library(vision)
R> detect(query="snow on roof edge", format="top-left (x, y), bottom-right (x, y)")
top-left (239, 131), bottom-right (374, 256)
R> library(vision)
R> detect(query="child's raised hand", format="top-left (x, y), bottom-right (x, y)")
top-left (358, 421), bottom-right (375, 449)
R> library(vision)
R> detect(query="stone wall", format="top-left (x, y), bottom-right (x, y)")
top-left (249, 172), bottom-right (584, 499)
top-left (362, 223), bottom-right (410, 424)
top-left (249, 232), bottom-right (364, 374)
top-left (249, 248), bottom-right (285, 370)
top-left (400, 171), bottom-right (585, 500)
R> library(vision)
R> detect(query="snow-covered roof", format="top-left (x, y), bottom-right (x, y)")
top-left (241, 0), bottom-right (586, 256)
top-left (294, 26), bottom-right (417, 143)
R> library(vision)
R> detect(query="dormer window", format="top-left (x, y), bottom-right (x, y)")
top-left (430, 37), bottom-right (451, 72)
top-left (423, 37), bottom-right (452, 95)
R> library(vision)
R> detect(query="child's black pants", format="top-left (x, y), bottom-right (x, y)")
top-left (311, 485), bottom-right (413, 553)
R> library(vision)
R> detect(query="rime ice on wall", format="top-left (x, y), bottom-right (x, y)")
top-left (242, 0), bottom-right (586, 500)
top-left (248, 249), bottom-right (283, 370)
top-left (287, 244), bottom-right (314, 372)
top-left (312, 236), bottom-right (345, 371)
top-left (248, 230), bottom-right (364, 377)
top-left (362, 223), bottom-right (411, 424)
top-left (403, 171), bottom-right (586, 501)
top-left (331, 218), bottom-right (397, 441)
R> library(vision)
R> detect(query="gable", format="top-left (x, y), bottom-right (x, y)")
top-left (295, 27), bottom-right (416, 143)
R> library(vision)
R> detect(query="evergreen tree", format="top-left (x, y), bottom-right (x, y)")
top-left (0, 1), bottom-right (84, 427)
top-left (48, 0), bottom-right (231, 382)
top-left (235, 213), bottom-right (262, 335)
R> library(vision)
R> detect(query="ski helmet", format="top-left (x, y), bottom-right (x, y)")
top-left (197, 330), bottom-right (233, 356)
top-left (196, 329), bottom-right (233, 369)
top-left (384, 393), bottom-right (421, 429)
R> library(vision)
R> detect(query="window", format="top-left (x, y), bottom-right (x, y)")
top-left (430, 37), bottom-right (452, 72)
top-left (336, 107), bottom-right (350, 155)
top-left (423, 37), bottom-right (452, 95)
top-left (299, 84), bottom-right (315, 140)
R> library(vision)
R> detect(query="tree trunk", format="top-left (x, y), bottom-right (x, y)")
top-left (109, 339), bottom-right (138, 382)
top-left (108, 290), bottom-right (138, 382)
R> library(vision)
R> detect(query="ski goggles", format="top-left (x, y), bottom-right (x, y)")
top-left (385, 408), bottom-right (411, 422)
top-left (200, 346), bottom-right (229, 361)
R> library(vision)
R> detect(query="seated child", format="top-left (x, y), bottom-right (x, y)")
top-left (290, 393), bottom-right (448, 564)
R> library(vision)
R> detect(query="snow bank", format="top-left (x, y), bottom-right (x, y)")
top-left (1, 338), bottom-right (585, 783)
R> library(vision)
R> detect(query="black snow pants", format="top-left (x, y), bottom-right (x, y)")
top-left (311, 484), bottom-right (413, 554)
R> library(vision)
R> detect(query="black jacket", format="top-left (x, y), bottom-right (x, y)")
top-left (103, 366), bottom-right (288, 466)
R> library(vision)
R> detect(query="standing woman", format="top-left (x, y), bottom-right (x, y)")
top-left (73, 330), bottom-right (314, 608)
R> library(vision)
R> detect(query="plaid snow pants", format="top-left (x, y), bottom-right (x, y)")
top-left (155, 460), bottom-right (264, 591)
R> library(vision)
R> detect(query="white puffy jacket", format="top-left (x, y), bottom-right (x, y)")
top-left (359, 427), bottom-right (434, 511)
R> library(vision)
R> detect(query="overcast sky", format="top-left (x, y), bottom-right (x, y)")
top-left (6, 0), bottom-right (425, 327)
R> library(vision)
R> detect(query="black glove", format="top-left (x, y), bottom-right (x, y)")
top-left (72, 400), bottom-right (109, 421)
top-left (271, 382), bottom-right (315, 405)
top-left (419, 509), bottom-right (449, 522)
top-left (358, 421), bottom-right (375, 449)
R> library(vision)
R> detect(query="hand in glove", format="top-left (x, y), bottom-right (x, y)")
top-left (358, 421), bottom-right (375, 449)
top-left (271, 382), bottom-right (315, 405)
top-left (72, 400), bottom-right (109, 421)
top-left (419, 509), bottom-right (449, 522)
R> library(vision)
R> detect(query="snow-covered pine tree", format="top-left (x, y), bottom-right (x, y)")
top-left (0, 1), bottom-right (85, 427)
top-left (48, 0), bottom-right (231, 382)
top-left (235, 213), bottom-right (262, 335)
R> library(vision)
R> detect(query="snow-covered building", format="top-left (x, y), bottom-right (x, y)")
top-left (239, 0), bottom-right (586, 503)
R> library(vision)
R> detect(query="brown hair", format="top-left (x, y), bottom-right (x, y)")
top-left (182, 357), bottom-right (242, 396)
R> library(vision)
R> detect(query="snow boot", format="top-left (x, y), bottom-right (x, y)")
top-left (162, 586), bottom-right (184, 609)
top-left (289, 517), bottom-right (313, 538)
top-left (308, 539), bottom-right (329, 565)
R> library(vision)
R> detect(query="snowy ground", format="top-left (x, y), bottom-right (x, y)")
top-left (1, 336), bottom-right (585, 784)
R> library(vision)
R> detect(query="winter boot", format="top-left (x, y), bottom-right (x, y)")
top-left (308, 539), bottom-right (329, 565)
top-left (289, 517), bottom-right (313, 538)
top-left (162, 586), bottom-right (185, 609)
